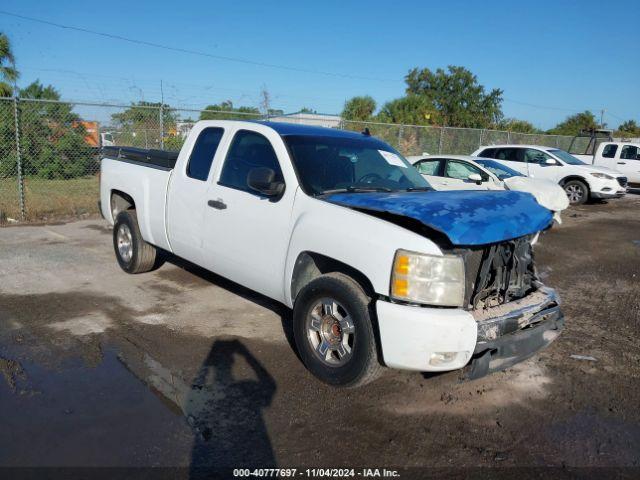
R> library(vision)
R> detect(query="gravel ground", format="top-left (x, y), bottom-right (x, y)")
top-left (0, 194), bottom-right (639, 475)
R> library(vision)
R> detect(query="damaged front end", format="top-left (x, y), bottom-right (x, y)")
top-left (450, 237), bottom-right (564, 379)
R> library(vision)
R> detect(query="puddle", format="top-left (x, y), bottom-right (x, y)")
top-left (0, 331), bottom-right (279, 469)
top-left (0, 344), bottom-right (192, 467)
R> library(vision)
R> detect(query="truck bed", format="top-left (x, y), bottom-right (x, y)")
top-left (102, 146), bottom-right (179, 170)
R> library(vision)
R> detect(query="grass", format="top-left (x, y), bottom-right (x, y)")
top-left (0, 176), bottom-right (100, 223)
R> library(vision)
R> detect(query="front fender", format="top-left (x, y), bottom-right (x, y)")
top-left (283, 195), bottom-right (441, 307)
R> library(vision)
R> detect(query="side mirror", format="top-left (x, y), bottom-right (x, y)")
top-left (468, 173), bottom-right (483, 184)
top-left (247, 167), bottom-right (285, 197)
top-left (544, 158), bottom-right (557, 166)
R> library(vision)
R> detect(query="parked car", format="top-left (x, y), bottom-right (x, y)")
top-left (100, 121), bottom-right (564, 387)
top-left (408, 154), bottom-right (569, 221)
top-left (471, 145), bottom-right (627, 205)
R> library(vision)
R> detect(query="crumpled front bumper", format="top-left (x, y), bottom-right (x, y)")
top-left (466, 286), bottom-right (564, 379)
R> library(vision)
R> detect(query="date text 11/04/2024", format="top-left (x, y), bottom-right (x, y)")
top-left (232, 468), bottom-right (401, 477)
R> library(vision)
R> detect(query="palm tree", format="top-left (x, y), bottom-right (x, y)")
top-left (0, 32), bottom-right (19, 97)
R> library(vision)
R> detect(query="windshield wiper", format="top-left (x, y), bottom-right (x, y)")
top-left (404, 186), bottom-right (432, 192)
top-left (321, 186), bottom-right (394, 194)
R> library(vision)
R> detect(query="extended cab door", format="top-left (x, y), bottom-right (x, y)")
top-left (166, 126), bottom-right (226, 265)
top-left (595, 143), bottom-right (620, 170)
top-left (201, 127), bottom-right (295, 302)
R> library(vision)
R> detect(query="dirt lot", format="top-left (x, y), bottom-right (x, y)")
top-left (1, 194), bottom-right (639, 475)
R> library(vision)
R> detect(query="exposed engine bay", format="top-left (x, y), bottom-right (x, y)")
top-left (452, 234), bottom-right (537, 310)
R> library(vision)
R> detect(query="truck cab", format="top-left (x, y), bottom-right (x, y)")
top-left (585, 142), bottom-right (640, 186)
top-left (100, 121), bottom-right (564, 387)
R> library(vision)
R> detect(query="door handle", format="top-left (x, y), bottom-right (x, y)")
top-left (207, 199), bottom-right (227, 210)
top-left (617, 162), bottom-right (626, 165)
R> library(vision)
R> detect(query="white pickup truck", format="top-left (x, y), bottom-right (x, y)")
top-left (571, 142), bottom-right (640, 187)
top-left (100, 120), bottom-right (564, 387)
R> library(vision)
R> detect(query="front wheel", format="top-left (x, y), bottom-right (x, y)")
top-left (293, 273), bottom-right (382, 387)
top-left (113, 210), bottom-right (162, 274)
top-left (564, 180), bottom-right (589, 205)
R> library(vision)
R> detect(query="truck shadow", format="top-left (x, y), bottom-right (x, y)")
top-left (187, 339), bottom-right (277, 477)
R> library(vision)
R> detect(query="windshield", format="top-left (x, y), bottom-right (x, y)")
top-left (549, 149), bottom-right (586, 165)
top-left (284, 134), bottom-right (431, 195)
top-left (474, 159), bottom-right (523, 180)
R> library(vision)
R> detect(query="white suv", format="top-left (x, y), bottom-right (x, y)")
top-left (471, 145), bottom-right (627, 205)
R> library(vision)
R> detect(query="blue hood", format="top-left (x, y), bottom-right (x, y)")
top-left (324, 190), bottom-right (553, 246)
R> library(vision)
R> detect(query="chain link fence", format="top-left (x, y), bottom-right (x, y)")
top-left (0, 97), bottom-right (577, 223)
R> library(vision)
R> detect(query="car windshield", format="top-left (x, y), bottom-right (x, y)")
top-left (474, 159), bottom-right (523, 180)
top-left (549, 149), bottom-right (586, 165)
top-left (283, 134), bottom-right (431, 195)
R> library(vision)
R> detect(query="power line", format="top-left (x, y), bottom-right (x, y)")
top-left (503, 97), bottom-right (590, 113)
top-left (6, 10), bottom-right (634, 122)
top-left (0, 10), bottom-right (395, 83)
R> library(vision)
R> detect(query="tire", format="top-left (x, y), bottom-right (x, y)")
top-left (113, 210), bottom-right (161, 274)
top-left (563, 179), bottom-right (589, 205)
top-left (293, 272), bottom-right (382, 387)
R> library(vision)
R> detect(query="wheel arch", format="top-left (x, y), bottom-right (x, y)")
top-left (558, 175), bottom-right (590, 190)
top-left (290, 251), bottom-right (376, 305)
top-left (110, 189), bottom-right (136, 221)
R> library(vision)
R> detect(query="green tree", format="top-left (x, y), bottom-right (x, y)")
top-left (547, 111), bottom-right (597, 135)
top-left (376, 95), bottom-right (435, 125)
top-left (616, 119), bottom-right (640, 136)
top-left (405, 65), bottom-right (503, 128)
top-left (10, 81), bottom-right (94, 178)
top-left (299, 107), bottom-right (316, 114)
top-left (0, 32), bottom-right (18, 96)
top-left (342, 96), bottom-right (376, 121)
top-left (496, 118), bottom-right (540, 133)
top-left (111, 101), bottom-right (178, 147)
top-left (199, 100), bottom-right (260, 120)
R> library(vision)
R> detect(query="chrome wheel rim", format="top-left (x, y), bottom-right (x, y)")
top-left (565, 184), bottom-right (584, 203)
top-left (116, 224), bottom-right (133, 262)
top-left (306, 298), bottom-right (355, 366)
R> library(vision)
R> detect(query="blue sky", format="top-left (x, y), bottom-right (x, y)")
top-left (1, 0), bottom-right (638, 129)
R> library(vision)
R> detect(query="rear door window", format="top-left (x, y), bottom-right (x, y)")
top-left (479, 148), bottom-right (496, 158)
top-left (495, 148), bottom-right (523, 162)
top-left (602, 144), bottom-right (618, 158)
top-left (186, 127), bottom-right (224, 181)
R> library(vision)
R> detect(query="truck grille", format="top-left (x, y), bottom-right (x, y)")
top-left (453, 235), bottom-right (536, 310)
top-left (617, 177), bottom-right (628, 188)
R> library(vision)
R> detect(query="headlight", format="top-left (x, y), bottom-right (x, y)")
top-left (390, 249), bottom-right (465, 307)
top-left (590, 172), bottom-right (614, 179)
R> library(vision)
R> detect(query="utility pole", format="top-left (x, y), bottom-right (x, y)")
top-left (600, 109), bottom-right (605, 129)
top-left (159, 79), bottom-right (164, 149)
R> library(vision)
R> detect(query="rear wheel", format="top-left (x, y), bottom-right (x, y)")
top-left (564, 180), bottom-right (588, 205)
top-left (113, 210), bottom-right (161, 273)
top-left (293, 273), bottom-right (382, 387)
